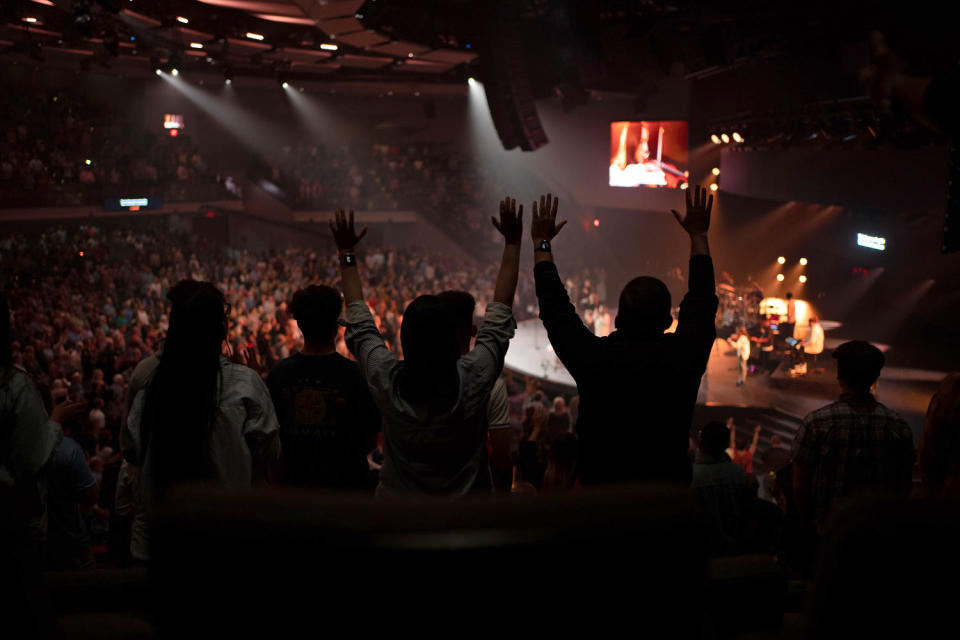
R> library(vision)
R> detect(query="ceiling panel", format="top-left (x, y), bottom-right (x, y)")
top-left (367, 40), bottom-right (431, 58)
top-left (337, 30), bottom-right (389, 48)
top-left (395, 59), bottom-right (452, 74)
top-left (418, 49), bottom-right (477, 65)
top-left (317, 17), bottom-right (363, 37)
top-left (338, 54), bottom-right (392, 69)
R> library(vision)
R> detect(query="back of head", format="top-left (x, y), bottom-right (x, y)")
top-left (398, 295), bottom-right (461, 406)
top-left (699, 421), bottom-right (729, 459)
top-left (616, 276), bottom-right (672, 335)
top-left (786, 292), bottom-right (793, 300)
top-left (144, 280), bottom-right (227, 492)
top-left (833, 340), bottom-right (885, 393)
top-left (437, 290), bottom-right (475, 352)
top-left (290, 285), bottom-right (343, 344)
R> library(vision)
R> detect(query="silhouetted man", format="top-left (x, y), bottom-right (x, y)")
top-left (791, 340), bottom-right (913, 531)
top-left (531, 188), bottom-right (718, 485)
top-left (267, 285), bottom-right (381, 489)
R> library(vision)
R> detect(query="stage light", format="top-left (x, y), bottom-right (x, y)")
top-left (85, 159), bottom-right (91, 165)
top-left (155, 68), bottom-right (162, 75)
top-left (246, 32), bottom-right (264, 41)
top-left (24, 17), bottom-right (38, 23)
top-left (320, 43), bottom-right (338, 51)
top-left (282, 81), bottom-right (289, 89)
top-left (467, 77), bottom-right (476, 84)
top-left (732, 132), bottom-right (743, 143)
top-left (777, 256), bottom-right (786, 264)
top-left (79, 251), bottom-right (84, 257)
top-left (709, 183), bottom-right (718, 192)
top-left (190, 42), bottom-right (203, 49)
top-left (169, 129), bottom-right (178, 137)
top-left (710, 134), bottom-right (721, 144)
top-left (177, 16), bottom-right (189, 24)
top-left (799, 257), bottom-right (808, 266)
top-left (225, 78), bottom-right (231, 85)
top-left (680, 182), bottom-right (689, 190)
top-left (711, 167), bottom-right (720, 176)
top-left (720, 133), bottom-right (730, 143)
top-left (407, 52), bottom-right (415, 58)
top-left (171, 68), bottom-right (179, 76)
top-left (799, 275), bottom-right (807, 283)
top-left (776, 273), bottom-right (785, 282)
top-left (593, 218), bottom-right (600, 227)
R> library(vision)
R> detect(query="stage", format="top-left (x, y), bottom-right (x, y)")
top-left (505, 319), bottom-right (946, 448)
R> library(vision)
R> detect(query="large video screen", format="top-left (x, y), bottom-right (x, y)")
top-left (609, 121), bottom-right (688, 188)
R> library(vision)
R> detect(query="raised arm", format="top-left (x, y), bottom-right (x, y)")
top-left (491, 197), bottom-right (523, 306)
top-left (330, 208), bottom-right (368, 305)
top-left (331, 209), bottom-right (399, 407)
top-left (671, 185), bottom-right (719, 367)
top-left (531, 193), bottom-right (594, 379)
top-left (749, 424), bottom-right (761, 456)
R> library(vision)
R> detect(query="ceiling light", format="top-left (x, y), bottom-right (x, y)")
top-left (246, 32), bottom-right (264, 41)
top-left (799, 257), bottom-right (808, 266)
top-left (320, 43), bottom-right (337, 51)
top-left (777, 256), bottom-right (786, 265)
top-left (720, 133), bottom-right (730, 143)
top-left (709, 183), bottom-right (718, 192)
top-left (711, 167), bottom-right (720, 176)
top-left (710, 134), bottom-right (721, 144)
top-left (732, 132), bottom-right (743, 143)
top-left (177, 16), bottom-right (189, 24)
top-left (776, 274), bottom-right (785, 282)
top-left (171, 68), bottom-right (179, 76)
top-left (190, 42), bottom-right (203, 49)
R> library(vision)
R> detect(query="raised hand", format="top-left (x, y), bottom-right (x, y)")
top-left (530, 193), bottom-right (566, 243)
top-left (672, 185), bottom-right (712, 237)
top-left (329, 208), bottom-right (368, 253)
top-left (491, 197), bottom-right (523, 245)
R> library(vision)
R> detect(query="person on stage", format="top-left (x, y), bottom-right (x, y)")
top-left (530, 186), bottom-right (718, 486)
top-left (729, 326), bottom-right (751, 386)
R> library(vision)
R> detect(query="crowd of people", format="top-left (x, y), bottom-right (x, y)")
top-left (0, 88), bottom-right (227, 208)
top-left (3, 186), bottom-right (955, 579)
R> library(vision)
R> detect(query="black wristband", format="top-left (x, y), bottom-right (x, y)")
top-left (340, 252), bottom-right (357, 267)
top-left (535, 239), bottom-right (552, 252)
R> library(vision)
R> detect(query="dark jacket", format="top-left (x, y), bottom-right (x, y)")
top-left (534, 255), bottom-right (718, 485)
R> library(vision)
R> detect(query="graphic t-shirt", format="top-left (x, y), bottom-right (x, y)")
top-left (267, 353), bottom-right (381, 489)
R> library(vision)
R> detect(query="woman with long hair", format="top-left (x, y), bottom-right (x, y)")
top-left (122, 280), bottom-right (280, 559)
top-left (332, 201), bottom-right (522, 496)
top-left (918, 373), bottom-right (960, 497)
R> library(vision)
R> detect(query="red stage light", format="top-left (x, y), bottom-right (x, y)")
top-left (78, 251), bottom-right (84, 257)
top-left (205, 211), bottom-right (215, 218)
top-left (169, 129), bottom-right (179, 137)
top-left (593, 218), bottom-right (600, 227)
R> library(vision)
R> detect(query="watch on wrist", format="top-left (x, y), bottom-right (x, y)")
top-left (535, 239), bottom-right (552, 252)
top-left (340, 252), bottom-right (357, 267)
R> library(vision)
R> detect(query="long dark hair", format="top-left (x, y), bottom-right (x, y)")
top-left (396, 295), bottom-right (461, 416)
top-left (142, 280), bottom-right (227, 493)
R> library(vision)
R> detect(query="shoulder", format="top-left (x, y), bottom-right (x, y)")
top-left (876, 403), bottom-right (914, 436)
top-left (56, 436), bottom-right (83, 462)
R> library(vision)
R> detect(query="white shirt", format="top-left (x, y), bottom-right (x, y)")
top-left (123, 357), bottom-right (281, 557)
top-left (345, 300), bottom-right (515, 496)
top-left (806, 323), bottom-right (825, 355)
top-left (734, 334), bottom-right (751, 360)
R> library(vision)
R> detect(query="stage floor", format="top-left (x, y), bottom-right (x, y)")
top-left (505, 319), bottom-right (946, 444)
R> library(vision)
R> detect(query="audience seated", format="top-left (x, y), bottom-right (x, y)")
top-left (791, 340), bottom-right (914, 533)
top-left (531, 188), bottom-right (719, 485)
top-left (266, 285), bottom-right (381, 489)
top-left (692, 421), bottom-right (754, 556)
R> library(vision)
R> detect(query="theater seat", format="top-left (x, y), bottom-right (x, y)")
top-left (152, 485), bottom-right (707, 636)
top-left (806, 496), bottom-right (960, 639)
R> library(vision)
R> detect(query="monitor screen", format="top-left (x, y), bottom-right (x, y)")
top-left (609, 121), bottom-right (688, 188)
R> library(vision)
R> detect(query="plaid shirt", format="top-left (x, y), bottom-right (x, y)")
top-left (792, 393), bottom-right (914, 527)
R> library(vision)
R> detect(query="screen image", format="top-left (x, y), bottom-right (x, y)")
top-left (609, 121), bottom-right (688, 188)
